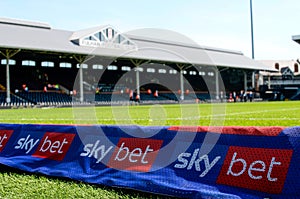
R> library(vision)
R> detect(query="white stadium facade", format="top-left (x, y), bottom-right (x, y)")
top-left (0, 17), bottom-right (276, 107)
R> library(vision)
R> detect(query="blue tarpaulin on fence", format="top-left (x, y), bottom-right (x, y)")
top-left (0, 124), bottom-right (299, 198)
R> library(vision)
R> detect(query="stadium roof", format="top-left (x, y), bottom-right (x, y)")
top-left (0, 17), bottom-right (274, 71)
top-left (292, 35), bottom-right (300, 45)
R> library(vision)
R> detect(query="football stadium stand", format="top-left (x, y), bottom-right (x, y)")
top-left (259, 59), bottom-right (300, 101)
top-left (0, 17), bottom-right (277, 107)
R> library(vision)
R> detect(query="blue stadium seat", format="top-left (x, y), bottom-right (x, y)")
top-left (17, 92), bottom-right (72, 105)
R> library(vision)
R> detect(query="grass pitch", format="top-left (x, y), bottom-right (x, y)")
top-left (0, 101), bottom-right (299, 126)
top-left (0, 101), bottom-right (299, 198)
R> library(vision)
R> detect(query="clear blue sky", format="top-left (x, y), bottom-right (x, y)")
top-left (1, 0), bottom-right (300, 60)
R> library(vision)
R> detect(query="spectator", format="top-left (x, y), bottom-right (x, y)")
top-left (135, 94), bottom-right (140, 103)
top-left (240, 90), bottom-right (244, 102)
top-left (274, 93), bottom-right (278, 101)
top-left (243, 92), bottom-right (247, 102)
top-left (95, 87), bottom-right (100, 94)
top-left (233, 91), bottom-right (237, 102)
top-left (249, 91), bottom-right (253, 102)
top-left (220, 91), bottom-right (224, 102)
top-left (129, 90), bottom-right (133, 101)
top-left (154, 90), bottom-right (158, 98)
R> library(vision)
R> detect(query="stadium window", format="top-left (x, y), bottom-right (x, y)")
top-left (41, 61), bottom-right (54, 67)
top-left (22, 60), bottom-right (35, 66)
top-left (76, 63), bottom-right (88, 69)
top-left (118, 35), bottom-right (125, 44)
top-left (208, 72), bottom-right (214, 76)
top-left (121, 66), bottom-right (131, 71)
top-left (100, 32), bottom-right (105, 41)
top-left (108, 65), bottom-right (118, 70)
top-left (84, 35), bottom-right (96, 41)
top-left (294, 63), bottom-right (298, 73)
top-left (95, 32), bottom-right (100, 40)
top-left (92, 64), bottom-right (103, 69)
top-left (1, 59), bottom-right (16, 65)
top-left (147, 68), bottom-right (155, 73)
top-left (158, 69), bottom-right (166, 74)
top-left (199, 71), bottom-right (206, 76)
top-left (189, 71), bottom-right (196, 75)
top-left (169, 69), bottom-right (177, 74)
top-left (136, 67), bottom-right (144, 72)
top-left (59, 62), bottom-right (72, 68)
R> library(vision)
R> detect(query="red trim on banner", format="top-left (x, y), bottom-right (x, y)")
top-left (168, 126), bottom-right (284, 136)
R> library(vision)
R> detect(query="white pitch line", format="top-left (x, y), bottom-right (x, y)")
top-left (224, 118), bottom-right (300, 121)
top-left (206, 107), bottom-right (300, 117)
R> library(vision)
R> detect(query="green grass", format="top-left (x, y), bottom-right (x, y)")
top-left (0, 165), bottom-right (166, 199)
top-left (0, 101), bottom-right (300, 198)
top-left (0, 101), bottom-right (299, 126)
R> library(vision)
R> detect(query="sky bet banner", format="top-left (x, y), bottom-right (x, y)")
top-left (0, 124), bottom-right (299, 198)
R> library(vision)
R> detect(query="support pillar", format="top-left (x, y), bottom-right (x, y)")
top-left (131, 59), bottom-right (147, 100)
top-left (176, 64), bottom-right (188, 101)
top-left (268, 75), bottom-right (271, 89)
top-left (136, 66), bottom-right (140, 97)
top-left (215, 67), bottom-right (220, 100)
top-left (6, 57), bottom-right (10, 103)
top-left (0, 49), bottom-right (20, 103)
top-left (74, 55), bottom-right (86, 103)
top-left (243, 71), bottom-right (247, 91)
top-left (79, 63), bottom-right (83, 102)
top-left (180, 70), bottom-right (184, 100)
top-left (252, 71), bottom-right (255, 90)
